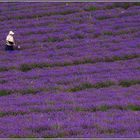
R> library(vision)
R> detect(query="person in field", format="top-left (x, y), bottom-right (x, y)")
top-left (5, 31), bottom-right (15, 51)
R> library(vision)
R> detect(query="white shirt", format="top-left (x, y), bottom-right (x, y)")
top-left (6, 34), bottom-right (15, 46)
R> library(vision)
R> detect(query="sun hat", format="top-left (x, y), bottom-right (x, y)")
top-left (9, 31), bottom-right (14, 35)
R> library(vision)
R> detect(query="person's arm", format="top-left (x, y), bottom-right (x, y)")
top-left (6, 36), bottom-right (9, 44)
top-left (13, 37), bottom-right (16, 46)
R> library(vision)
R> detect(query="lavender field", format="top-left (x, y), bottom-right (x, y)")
top-left (0, 2), bottom-right (140, 138)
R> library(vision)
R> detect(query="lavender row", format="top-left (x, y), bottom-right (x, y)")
top-left (0, 39), bottom-right (140, 69)
top-left (0, 84), bottom-right (139, 113)
top-left (0, 57), bottom-right (139, 79)
top-left (0, 56), bottom-right (139, 83)
top-left (0, 109), bottom-right (139, 137)
top-left (0, 3), bottom-right (136, 30)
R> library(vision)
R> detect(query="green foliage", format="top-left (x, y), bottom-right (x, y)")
top-left (10, 135), bottom-right (23, 138)
top-left (97, 104), bottom-right (110, 111)
top-left (45, 131), bottom-right (65, 138)
top-left (32, 62), bottom-right (48, 68)
top-left (73, 58), bottom-right (93, 65)
top-left (15, 16), bottom-right (23, 19)
top-left (21, 88), bottom-right (38, 94)
top-left (54, 61), bottom-right (70, 67)
top-left (0, 89), bottom-right (10, 96)
top-left (0, 111), bottom-right (26, 117)
top-left (112, 2), bottom-right (140, 9)
top-left (47, 37), bottom-right (63, 42)
top-left (20, 62), bottom-right (50, 72)
top-left (119, 79), bottom-right (140, 87)
top-left (0, 67), bottom-right (8, 72)
top-left (105, 5), bottom-right (114, 9)
top-left (74, 107), bottom-right (86, 111)
top-left (115, 29), bottom-right (137, 35)
top-left (104, 128), bottom-right (116, 134)
top-left (96, 16), bottom-right (111, 20)
top-left (52, 124), bottom-right (61, 129)
top-left (60, 9), bottom-right (77, 15)
top-left (102, 30), bottom-right (113, 35)
top-left (33, 126), bottom-right (51, 133)
top-left (113, 54), bottom-right (140, 61)
top-left (18, 54), bottom-right (140, 72)
top-left (68, 80), bottom-right (115, 92)
top-left (68, 82), bottom-right (93, 92)
top-left (127, 104), bottom-right (140, 111)
top-left (85, 5), bottom-right (97, 11)
top-left (122, 54), bottom-right (140, 59)
top-left (0, 112), bottom-right (7, 117)
top-left (84, 58), bottom-right (95, 63)
top-left (93, 80), bottom-right (115, 88)
top-left (81, 82), bottom-right (94, 89)
top-left (20, 63), bottom-right (32, 72)
top-left (112, 55), bottom-right (122, 61)
top-left (113, 2), bottom-right (130, 9)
